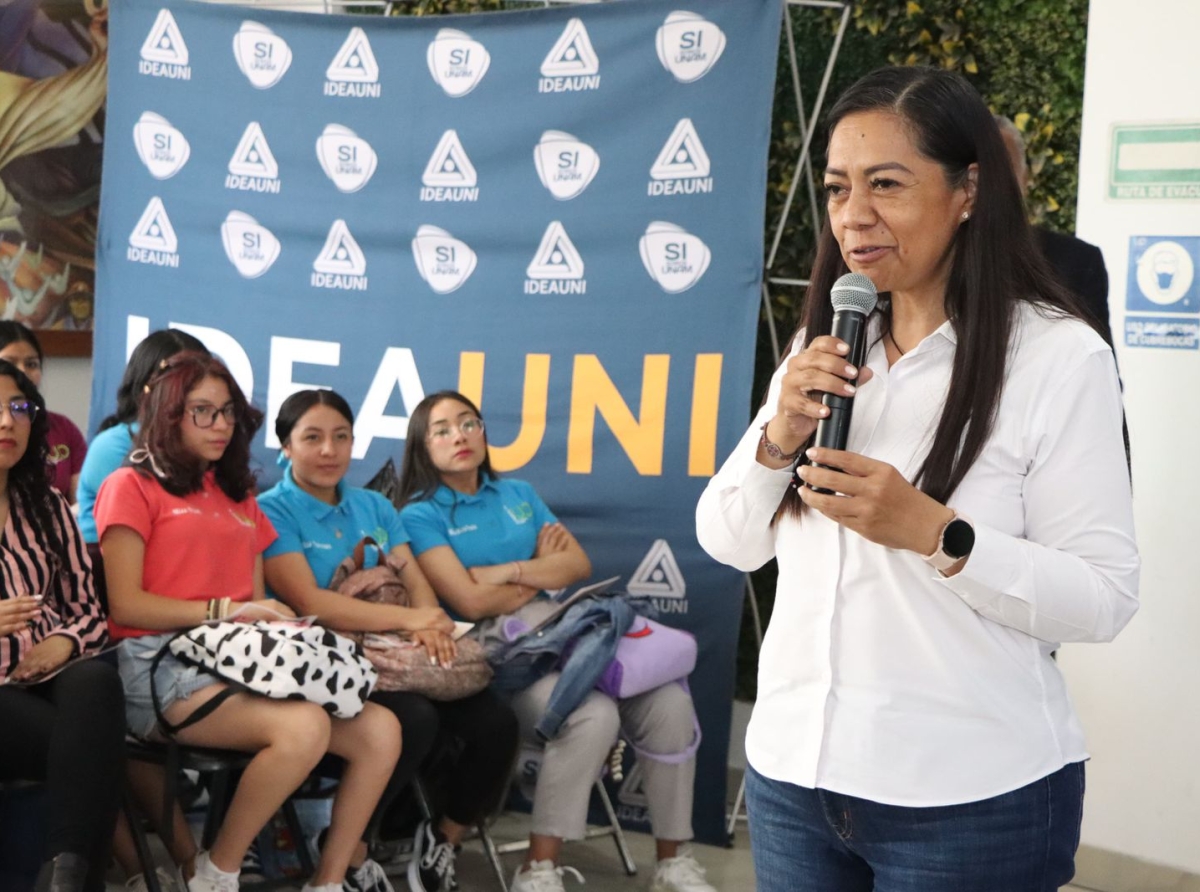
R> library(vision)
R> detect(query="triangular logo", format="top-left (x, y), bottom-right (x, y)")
top-left (422, 131), bottom-right (477, 188)
top-left (650, 119), bottom-right (710, 180)
top-left (313, 220), bottom-right (366, 276)
top-left (228, 122), bottom-right (278, 179)
top-left (540, 18), bottom-right (599, 77)
top-left (129, 197), bottom-right (178, 253)
top-left (617, 761), bottom-right (648, 809)
top-left (627, 539), bottom-right (686, 598)
top-left (141, 9), bottom-right (189, 65)
top-left (526, 222), bottom-right (584, 280)
top-left (326, 27), bottom-right (379, 83)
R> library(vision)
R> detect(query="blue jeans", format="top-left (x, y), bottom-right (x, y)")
top-left (745, 761), bottom-right (1085, 892)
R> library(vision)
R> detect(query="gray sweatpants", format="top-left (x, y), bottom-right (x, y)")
top-left (509, 672), bottom-right (697, 841)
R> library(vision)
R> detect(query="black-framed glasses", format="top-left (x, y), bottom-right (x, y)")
top-left (0, 399), bottom-right (38, 424)
top-left (187, 403), bottom-right (238, 429)
top-left (427, 418), bottom-right (485, 441)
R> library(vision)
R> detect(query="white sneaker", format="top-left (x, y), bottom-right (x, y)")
top-left (649, 847), bottom-right (715, 892)
top-left (510, 860), bottom-right (585, 892)
top-left (301, 885), bottom-right (343, 892)
top-left (125, 867), bottom-right (184, 892)
top-left (346, 857), bottom-right (395, 892)
top-left (187, 852), bottom-right (239, 892)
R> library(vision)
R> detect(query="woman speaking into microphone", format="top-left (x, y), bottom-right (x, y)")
top-left (696, 66), bottom-right (1138, 892)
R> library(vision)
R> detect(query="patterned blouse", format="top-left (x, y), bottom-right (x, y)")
top-left (0, 489), bottom-right (107, 680)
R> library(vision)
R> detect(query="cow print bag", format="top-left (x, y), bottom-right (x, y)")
top-left (151, 621), bottom-right (378, 735)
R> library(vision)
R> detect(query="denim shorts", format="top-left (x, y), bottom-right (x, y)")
top-left (118, 633), bottom-right (218, 738)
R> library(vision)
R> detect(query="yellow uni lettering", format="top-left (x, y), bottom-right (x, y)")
top-left (458, 352), bottom-right (550, 471)
top-left (688, 354), bottom-right (722, 476)
top-left (568, 355), bottom-right (669, 476)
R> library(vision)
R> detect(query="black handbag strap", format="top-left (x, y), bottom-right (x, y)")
top-left (150, 628), bottom-right (240, 736)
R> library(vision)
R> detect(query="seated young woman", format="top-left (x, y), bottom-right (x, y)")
top-left (259, 389), bottom-right (518, 892)
top-left (396, 391), bottom-right (714, 892)
top-left (94, 354), bottom-right (401, 892)
top-left (0, 359), bottom-right (124, 892)
top-left (0, 322), bottom-right (88, 503)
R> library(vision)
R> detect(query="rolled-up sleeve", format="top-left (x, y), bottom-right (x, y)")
top-left (938, 349), bottom-right (1139, 643)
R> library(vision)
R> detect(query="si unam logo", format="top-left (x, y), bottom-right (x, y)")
top-left (427, 29), bottom-right (490, 98)
top-left (412, 225), bottom-right (477, 294)
top-left (233, 22), bottom-right (292, 89)
top-left (139, 9), bottom-right (191, 80)
top-left (533, 131), bottom-right (600, 200)
top-left (221, 211), bottom-right (281, 279)
top-left (316, 125), bottom-right (377, 194)
top-left (639, 221), bottom-right (711, 293)
top-left (133, 112), bottom-right (190, 180)
top-left (656, 11), bottom-right (726, 83)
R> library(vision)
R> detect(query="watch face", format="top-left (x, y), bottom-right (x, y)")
top-left (943, 519), bottom-right (976, 559)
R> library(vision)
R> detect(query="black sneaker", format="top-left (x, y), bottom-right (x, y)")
top-left (406, 821), bottom-right (457, 892)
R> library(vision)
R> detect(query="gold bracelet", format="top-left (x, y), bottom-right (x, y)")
top-left (205, 599), bottom-right (216, 621)
top-left (219, 598), bottom-right (231, 620)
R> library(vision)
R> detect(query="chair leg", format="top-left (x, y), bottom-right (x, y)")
top-left (593, 780), bottom-right (637, 876)
top-left (281, 799), bottom-right (315, 877)
top-left (122, 787), bottom-right (162, 892)
top-left (476, 820), bottom-right (509, 892)
top-left (202, 768), bottom-right (233, 851)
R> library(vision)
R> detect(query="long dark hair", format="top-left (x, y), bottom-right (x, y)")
top-left (98, 329), bottom-right (210, 432)
top-left (396, 390), bottom-right (495, 507)
top-left (0, 322), bottom-right (43, 362)
top-left (275, 389), bottom-right (355, 446)
top-left (131, 353), bottom-right (263, 501)
top-left (0, 360), bottom-right (69, 572)
top-left (780, 66), bottom-right (1093, 516)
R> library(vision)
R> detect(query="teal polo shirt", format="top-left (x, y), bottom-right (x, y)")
top-left (400, 476), bottom-right (557, 569)
top-left (258, 468), bottom-right (409, 588)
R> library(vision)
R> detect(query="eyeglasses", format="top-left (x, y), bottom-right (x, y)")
top-left (187, 403), bottom-right (238, 429)
top-left (0, 399), bottom-right (38, 424)
top-left (427, 418), bottom-right (485, 441)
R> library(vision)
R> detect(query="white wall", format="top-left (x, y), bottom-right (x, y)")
top-left (41, 356), bottom-right (92, 433)
top-left (1063, 0), bottom-right (1200, 874)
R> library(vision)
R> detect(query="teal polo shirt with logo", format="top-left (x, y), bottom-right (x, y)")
top-left (400, 476), bottom-right (557, 568)
top-left (258, 468), bottom-right (409, 589)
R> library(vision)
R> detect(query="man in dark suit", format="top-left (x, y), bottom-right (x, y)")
top-left (996, 115), bottom-right (1113, 346)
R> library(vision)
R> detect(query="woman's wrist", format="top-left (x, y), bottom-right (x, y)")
top-left (760, 416), bottom-right (805, 466)
top-left (511, 561), bottom-right (523, 584)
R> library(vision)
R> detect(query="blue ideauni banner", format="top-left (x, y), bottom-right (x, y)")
top-left (95, 0), bottom-right (782, 843)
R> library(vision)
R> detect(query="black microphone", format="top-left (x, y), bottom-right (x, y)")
top-left (809, 272), bottom-right (878, 493)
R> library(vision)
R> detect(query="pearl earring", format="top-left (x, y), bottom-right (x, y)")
top-left (961, 212), bottom-right (970, 221)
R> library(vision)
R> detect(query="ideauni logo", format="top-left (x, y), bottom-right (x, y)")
top-left (312, 219), bottom-right (367, 291)
top-left (421, 131), bottom-right (478, 202)
top-left (325, 28), bottom-right (381, 97)
top-left (221, 211), bottom-right (281, 279)
top-left (627, 539), bottom-right (686, 600)
top-left (139, 9), bottom-right (191, 80)
top-left (226, 122), bottom-right (280, 194)
top-left (133, 112), bottom-right (190, 180)
top-left (316, 124), bottom-right (377, 194)
top-left (427, 29), bottom-right (490, 98)
top-left (127, 197), bottom-right (179, 267)
top-left (648, 118), bottom-right (713, 196)
top-left (412, 225), bottom-right (477, 294)
top-left (639, 222), bottom-right (711, 293)
top-left (539, 18), bottom-right (600, 92)
top-left (656, 11), bottom-right (726, 83)
top-left (533, 131), bottom-right (600, 201)
top-left (233, 21), bottom-right (292, 89)
top-left (525, 221), bottom-right (585, 294)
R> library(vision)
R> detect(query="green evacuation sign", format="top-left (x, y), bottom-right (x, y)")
top-left (1110, 124), bottom-right (1200, 199)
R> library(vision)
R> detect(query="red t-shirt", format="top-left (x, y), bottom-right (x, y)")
top-left (46, 411), bottom-right (87, 496)
top-left (94, 468), bottom-right (276, 639)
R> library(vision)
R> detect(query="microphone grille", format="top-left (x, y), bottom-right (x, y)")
top-left (829, 273), bottom-right (878, 314)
